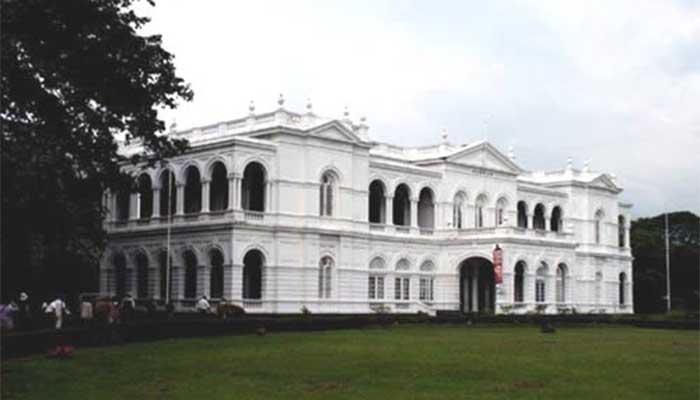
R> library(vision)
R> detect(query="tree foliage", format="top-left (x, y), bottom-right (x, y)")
top-left (631, 211), bottom-right (699, 313)
top-left (1, 0), bottom-right (192, 301)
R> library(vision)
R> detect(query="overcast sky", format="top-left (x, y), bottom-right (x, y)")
top-left (137, 1), bottom-right (700, 218)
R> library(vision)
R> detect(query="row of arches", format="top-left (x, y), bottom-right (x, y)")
top-left (111, 248), bottom-right (226, 301)
top-left (114, 162), bottom-right (266, 220)
top-left (516, 201), bottom-right (564, 232)
top-left (368, 181), bottom-right (436, 228)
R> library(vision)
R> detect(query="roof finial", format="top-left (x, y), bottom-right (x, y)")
top-left (583, 159), bottom-right (590, 173)
top-left (277, 93), bottom-right (285, 108)
top-left (305, 97), bottom-right (313, 113)
top-left (507, 145), bottom-right (514, 160)
top-left (441, 128), bottom-right (448, 144)
top-left (248, 100), bottom-right (255, 114)
top-left (343, 105), bottom-right (350, 119)
top-left (169, 120), bottom-right (177, 134)
top-left (566, 156), bottom-right (573, 171)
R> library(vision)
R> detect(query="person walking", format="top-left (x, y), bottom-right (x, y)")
top-left (48, 296), bottom-right (70, 329)
top-left (196, 296), bottom-right (211, 315)
top-left (120, 294), bottom-right (135, 324)
top-left (80, 296), bottom-right (94, 326)
top-left (16, 292), bottom-right (31, 330)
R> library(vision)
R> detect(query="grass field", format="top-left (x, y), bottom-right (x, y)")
top-left (2, 324), bottom-right (698, 399)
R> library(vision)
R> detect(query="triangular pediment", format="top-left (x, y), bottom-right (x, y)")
top-left (308, 121), bottom-right (362, 144)
top-left (589, 174), bottom-right (621, 192)
top-left (446, 142), bottom-right (522, 174)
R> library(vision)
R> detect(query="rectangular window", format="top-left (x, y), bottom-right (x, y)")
top-left (369, 276), bottom-right (385, 300)
top-left (403, 277), bottom-right (410, 300)
top-left (536, 280), bottom-right (545, 302)
top-left (419, 278), bottom-right (427, 300)
top-left (395, 277), bottom-right (402, 300)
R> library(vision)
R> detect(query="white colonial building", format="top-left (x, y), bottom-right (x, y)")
top-left (101, 97), bottom-right (633, 314)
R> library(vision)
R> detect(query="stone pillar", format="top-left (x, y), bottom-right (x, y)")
top-left (545, 217), bottom-right (551, 231)
top-left (235, 177), bottom-right (243, 209)
top-left (148, 267), bottom-right (158, 298)
top-left (227, 176), bottom-right (236, 210)
top-left (625, 223), bottom-right (631, 248)
top-left (223, 264), bottom-right (233, 300)
top-left (171, 265), bottom-right (183, 301)
top-left (410, 199), bottom-right (418, 228)
top-left (525, 272), bottom-right (535, 304)
top-left (267, 181), bottom-right (273, 212)
top-left (529, 213), bottom-right (534, 230)
top-left (175, 183), bottom-right (185, 216)
top-left (201, 180), bottom-right (210, 213)
top-left (152, 188), bottom-right (161, 218)
top-left (135, 193), bottom-right (142, 220)
top-left (386, 196), bottom-right (393, 225)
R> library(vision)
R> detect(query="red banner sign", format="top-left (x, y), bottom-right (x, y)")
top-left (493, 246), bottom-right (503, 284)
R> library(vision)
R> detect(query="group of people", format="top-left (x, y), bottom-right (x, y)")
top-left (0, 292), bottom-right (144, 332)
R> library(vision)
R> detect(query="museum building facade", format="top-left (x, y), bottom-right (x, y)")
top-left (101, 99), bottom-right (634, 314)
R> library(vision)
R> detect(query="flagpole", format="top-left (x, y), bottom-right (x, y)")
top-left (664, 212), bottom-right (671, 314)
top-left (165, 165), bottom-right (173, 304)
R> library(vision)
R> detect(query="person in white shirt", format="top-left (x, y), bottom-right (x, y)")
top-left (48, 297), bottom-right (70, 329)
top-left (196, 296), bottom-right (211, 315)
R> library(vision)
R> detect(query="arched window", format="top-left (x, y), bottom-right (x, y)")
top-left (517, 201), bottom-right (528, 228)
top-left (514, 261), bottom-right (525, 303)
top-left (158, 251), bottom-right (173, 300)
top-left (595, 272), bottom-right (603, 304)
top-left (533, 203), bottom-right (546, 230)
top-left (619, 272), bottom-right (627, 305)
top-left (183, 250), bottom-right (198, 299)
top-left (393, 184), bottom-right (411, 226)
top-left (618, 215), bottom-right (626, 248)
top-left (417, 187), bottom-right (435, 229)
top-left (116, 190), bottom-right (130, 222)
top-left (368, 257), bottom-right (386, 300)
top-left (319, 171), bottom-right (336, 217)
top-left (496, 197), bottom-right (508, 226)
top-left (535, 263), bottom-right (547, 303)
top-left (136, 252), bottom-right (149, 299)
top-left (595, 209), bottom-right (605, 244)
top-left (159, 170), bottom-right (177, 217)
top-left (551, 206), bottom-right (562, 232)
top-left (184, 166), bottom-right (202, 214)
top-left (453, 192), bottom-right (466, 229)
top-left (210, 162), bottom-right (229, 212)
top-left (242, 162), bottom-right (266, 212)
top-left (318, 256), bottom-right (333, 298)
top-left (209, 249), bottom-right (224, 299)
top-left (474, 194), bottom-right (487, 228)
top-left (242, 250), bottom-right (263, 299)
top-left (419, 261), bottom-right (435, 302)
top-left (138, 174), bottom-right (153, 219)
top-left (368, 180), bottom-right (386, 223)
top-left (556, 264), bottom-right (567, 303)
top-left (113, 253), bottom-right (127, 298)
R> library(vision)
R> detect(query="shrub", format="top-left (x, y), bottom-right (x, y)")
top-left (218, 303), bottom-right (245, 320)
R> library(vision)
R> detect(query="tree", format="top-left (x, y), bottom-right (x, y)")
top-left (1, 0), bottom-right (193, 302)
top-left (631, 211), bottom-right (699, 313)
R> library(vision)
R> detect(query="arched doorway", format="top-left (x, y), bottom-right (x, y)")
top-left (459, 257), bottom-right (495, 313)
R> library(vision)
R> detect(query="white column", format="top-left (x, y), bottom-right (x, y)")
top-left (201, 180), bottom-right (210, 213)
top-left (410, 199), bottom-right (418, 228)
top-left (175, 183), bottom-right (185, 215)
top-left (227, 176), bottom-right (235, 210)
top-left (267, 181), bottom-right (273, 212)
top-left (545, 217), bottom-right (551, 231)
top-left (386, 196), bottom-right (393, 225)
top-left (235, 177), bottom-right (242, 209)
top-left (152, 188), bottom-right (161, 218)
top-left (625, 223), bottom-right (631, 248)
top-left (529, 213), bottom-right (534, 230)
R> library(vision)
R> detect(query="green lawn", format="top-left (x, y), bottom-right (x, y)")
top-left (2, 325), bottom-right (699, 400)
